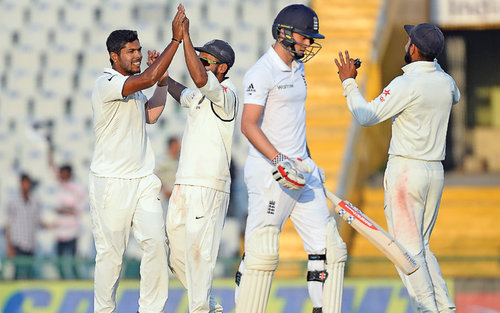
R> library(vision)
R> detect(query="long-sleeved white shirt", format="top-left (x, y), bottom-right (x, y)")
top-left (174, 71), bottom-right (239, 193)
top-left (342, 60), bottom-right (460, 161)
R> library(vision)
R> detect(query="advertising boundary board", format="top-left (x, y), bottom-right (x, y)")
top-left (0, 278), bottom-right (463, 313)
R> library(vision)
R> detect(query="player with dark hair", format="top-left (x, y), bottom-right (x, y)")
top-left (88, 10), bottom-right (186, 313)
top-left (335, 23), bottom-right (459, 312)
top-left (235, 4), bottom-right (346, 313)
top-left (163, 5), bottom-right (239, 313)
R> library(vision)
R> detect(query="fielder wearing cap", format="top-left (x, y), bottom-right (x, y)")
top-left (194, 39), bottom-right (235, 69)
top-left (164, 4), bottom-right (238, 313)
top-left (335, 23), bottom-right (460, 312)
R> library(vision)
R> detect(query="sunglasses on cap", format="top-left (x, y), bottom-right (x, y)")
top-left (199, 56), bottom-right (222, 67)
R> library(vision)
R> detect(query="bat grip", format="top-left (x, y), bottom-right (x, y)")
top-left (323, 188), bottom-right (342, 205)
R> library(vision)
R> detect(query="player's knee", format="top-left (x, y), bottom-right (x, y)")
top-left (245, 226), bottom-right (280, 271)
top-left (326, 220), bottom-right (347, 264)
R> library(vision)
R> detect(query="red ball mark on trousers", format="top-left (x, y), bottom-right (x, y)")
top-left (393, 172), bottom-right (419, 245)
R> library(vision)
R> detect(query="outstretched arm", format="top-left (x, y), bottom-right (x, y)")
top-left (122, 8), bottom-right (185, 97)
top-left (180, 6), bottom-right (209, 88)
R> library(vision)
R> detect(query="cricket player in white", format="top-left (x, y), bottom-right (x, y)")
top-left (335, 23), bottom-right (460, 313)
top-left (235, 5), bottom-right (347, 313)
top-left (164, 5), bottom-right (238, 313)
top-left (89, 10), bottom-right (185, 313)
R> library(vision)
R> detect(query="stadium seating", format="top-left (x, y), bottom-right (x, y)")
top-left (2, 0), bottom-right (497, 283)
top-left (0, 0), bottom-right (303, 277)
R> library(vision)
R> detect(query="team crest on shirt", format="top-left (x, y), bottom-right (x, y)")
top-left (246, 83), bottom-right (256, 94)
top-left (379, 89), bottom-right (391, 102)
top-left (267, 200), bottom-right (276, 215)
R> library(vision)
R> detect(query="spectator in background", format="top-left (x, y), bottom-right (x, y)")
top-left (5, 173), bottom-right (42, 279)
top-left (155, 136), bottom-right (181, 208)
top-left (47, 136), bottom-right (88, 279)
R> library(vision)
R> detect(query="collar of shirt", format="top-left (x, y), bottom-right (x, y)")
top-left (267, 46), bottom-right (301, 72)
top-left (103, 67), bottom-right (125, 77)
top-left (401, 60), bottom-right (437, 74)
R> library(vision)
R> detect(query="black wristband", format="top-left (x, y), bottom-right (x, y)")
top-left (172, 37), bottom-right (182, 43)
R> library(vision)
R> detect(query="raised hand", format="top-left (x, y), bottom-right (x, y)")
top-left (172, 4), bottom-right (185, 42)
top-left (147, 50), bottom-right (160, 66)
top-left (334, 50), bottom-right (358, 82)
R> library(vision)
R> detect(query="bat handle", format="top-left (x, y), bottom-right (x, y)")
top-left (324, 188), bottom-right (342, 205)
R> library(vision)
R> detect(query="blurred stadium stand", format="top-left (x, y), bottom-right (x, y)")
top-left (0, 0), bottom-right (308, 280)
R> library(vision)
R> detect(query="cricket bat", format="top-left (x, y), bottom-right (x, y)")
top-left (324, 188), bottom-right (419, 275)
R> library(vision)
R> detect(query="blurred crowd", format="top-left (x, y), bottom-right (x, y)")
top-left (0, 135), bottom-right (247, 280)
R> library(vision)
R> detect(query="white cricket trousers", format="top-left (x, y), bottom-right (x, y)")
top-left (89, 174), bottom-right (169, 313)
top-left (166, 184), bottom-right (229, 313)
top-left (384, 156), bottom-right (455, 313)
top-left (243, 156), bottom-right (332, 252)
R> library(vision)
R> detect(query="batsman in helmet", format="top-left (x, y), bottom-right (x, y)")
top-left (234, 4), bottom-right (347, 313)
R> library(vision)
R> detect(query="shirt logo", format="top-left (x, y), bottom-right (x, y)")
top-left (222, 86), bottom-right (228, 92)
top-left (196, 96), bottom-right (205, 109)
top-left (379, 89), bottom-right (391, 102)
top-left (277, 84), bottom-right (293, 90)
top-left (267, 200), bottom-right (276, 215)
top-left (246, 83), bottom-right (256, 93)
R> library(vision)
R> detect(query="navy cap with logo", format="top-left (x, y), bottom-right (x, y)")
top-left (195, 39), bottom-right (235, 68)
top-left (404, 23), bottom-right (444, 58)
top-left (272, 4), bottom-right (324, 40)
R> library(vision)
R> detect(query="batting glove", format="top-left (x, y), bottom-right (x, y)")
top-left (271, 153), bottom-right (312, 190)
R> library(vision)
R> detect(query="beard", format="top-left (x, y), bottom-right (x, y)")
top-left (404, 49), bottom-right (412, 64)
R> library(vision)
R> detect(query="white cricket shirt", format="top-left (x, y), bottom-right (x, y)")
top-left (175, 71), bottom-right (238, 193)
top-left (342, 60), bottom-right (460, 161)
top-left (90, 68), bottom-right (155, 178)
top-left (243, 47), bottom-right (308, 159)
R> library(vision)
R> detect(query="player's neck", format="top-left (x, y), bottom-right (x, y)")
top-left (273, 42), bottom-right (294, 68)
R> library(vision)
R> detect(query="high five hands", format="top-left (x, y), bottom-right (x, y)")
top-left (172, 4), bottom-right (186, 42)
top-left (334, 50), bottom-right (361, 82)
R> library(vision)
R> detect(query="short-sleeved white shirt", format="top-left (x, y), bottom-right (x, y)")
top-left (342, 60), bottom-right (460, 161)
top-left (243, 47), bottom-right (308, 159)
top-left (90, 68), bottom-right (155, 178)
top-left (175, 71), bottom-right (239, 193)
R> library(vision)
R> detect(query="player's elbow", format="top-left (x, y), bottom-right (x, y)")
top-left (358, 119), bottom-right (374, 127)
top-left (351, 112), bottom-right (378, 127)
top-left (241, 119), bottom-right (259, 140)
top-left (141, 69), bottom-right (162, 88)
top-left (241, 119), bottom-right (251, 138)
top-left (192, 75), bottom-right (208, 89)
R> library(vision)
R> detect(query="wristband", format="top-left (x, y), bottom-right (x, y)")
top-left (172, 37), bottom-right (182, 44)
top-left (271, 152), bottom-right (287, 166)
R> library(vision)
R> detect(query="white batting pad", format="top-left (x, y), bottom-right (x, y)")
top-left (235, 226), bottom-right (280, 313)
top-left (323, 219), bottom-right (347, 313)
